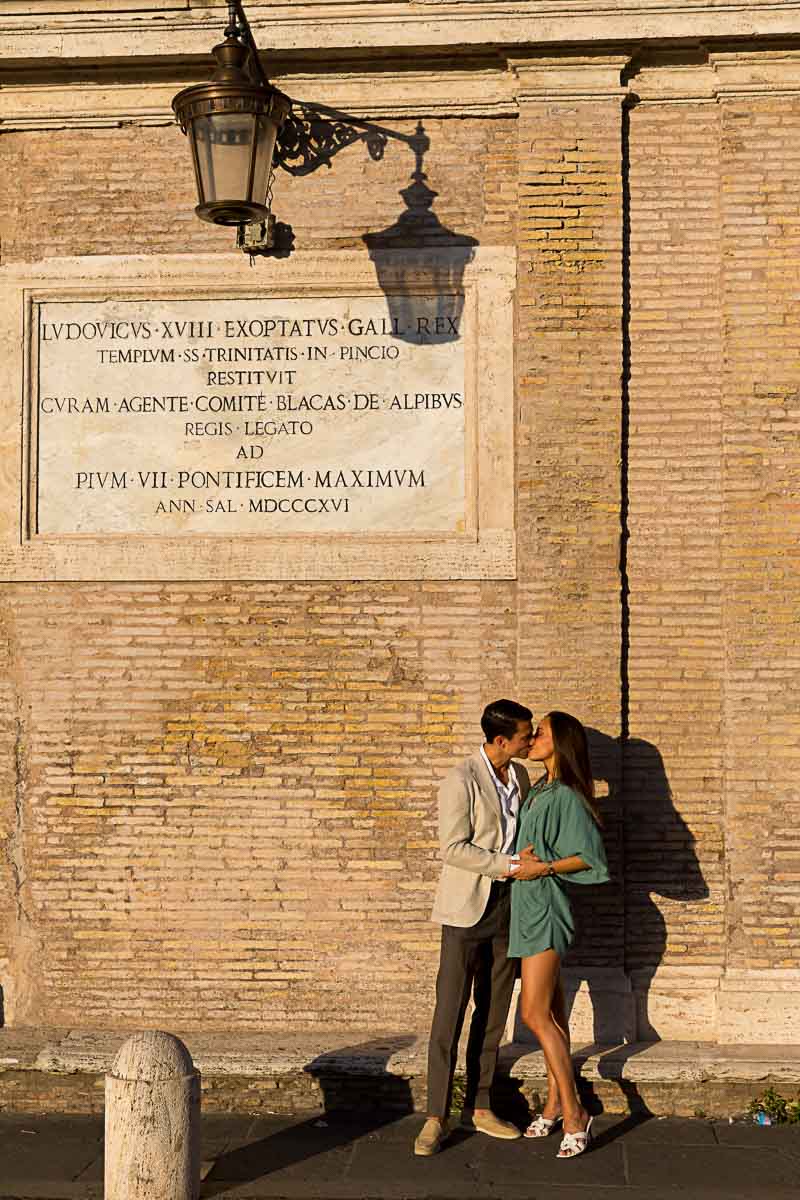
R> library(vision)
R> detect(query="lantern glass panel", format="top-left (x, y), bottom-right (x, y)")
top-left (193, 111), bottom-right (257, 203)
top-left (250, 115), bottom-right (280, 205)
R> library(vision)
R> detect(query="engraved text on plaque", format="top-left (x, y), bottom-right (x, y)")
top-left (34, 296), bottom-right (468, 536)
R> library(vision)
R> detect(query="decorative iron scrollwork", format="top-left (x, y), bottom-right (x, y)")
top-left (275, 103), bottom-right (388, 176)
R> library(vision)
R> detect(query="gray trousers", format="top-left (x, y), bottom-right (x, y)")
top-left (426, 882), bottom-right (517, 1118)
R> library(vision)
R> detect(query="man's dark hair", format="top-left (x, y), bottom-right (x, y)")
top-left (481, 699), bottom-right (532, 743)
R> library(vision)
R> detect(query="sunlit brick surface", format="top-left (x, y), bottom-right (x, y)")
top-left (1, 90), bottom-right (799, 1034)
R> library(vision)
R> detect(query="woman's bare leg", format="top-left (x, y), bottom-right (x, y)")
top-left (520, 951), bottom-right (586, 1133)
top-left (541, 974), bottom-right (569, 1119)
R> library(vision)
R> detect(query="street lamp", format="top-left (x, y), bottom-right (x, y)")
top-left (172, 1), bottom-right (289, 248)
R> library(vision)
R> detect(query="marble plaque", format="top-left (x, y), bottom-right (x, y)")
top-left (34, 296), bottom-right (467, 536)
top-left (1, 250), bottom-right (515, 579)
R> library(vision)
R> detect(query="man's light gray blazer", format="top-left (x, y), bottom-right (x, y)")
top-left (431, 752), bottom-right (532, 928)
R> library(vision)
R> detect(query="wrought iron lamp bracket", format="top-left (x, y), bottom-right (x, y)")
top-left (187, 3), bottom-right (427, 258)
top-left (274, 104), bottom-right (389, 177)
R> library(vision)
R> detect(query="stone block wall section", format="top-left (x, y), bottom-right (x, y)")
top-left (1, 37), bottom-right (800, 1043)
top-left (718, 95), bottom-right (800, 1041)
top-left (513, 64), bottom-right (627, 995)
top-left (626, 99), bottom-right (727, 1039)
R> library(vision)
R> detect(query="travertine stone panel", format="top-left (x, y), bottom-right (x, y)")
top-left (33, 295), bottom-right (468, 537)
top-left (6, 1), bottom-right (800, 63)
top-left (626, 102), bottom-right (726, 1014)
top-left (718, 970), bottom-right (800, 1043)
top-left (630, 965), bottom-right (722, 1042)
top-left (1, 248), bottom-right (515, 579)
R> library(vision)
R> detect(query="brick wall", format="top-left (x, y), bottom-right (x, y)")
top-left (719, 96), bottom-right (800, 971)
top-left (1, 81), bottom-right (799, 1035)
top-left (0, 118), bottom-right (516, 262)
top-left (0, 581), bottom-right (517, 1028)
top-left (626, 100), bottom-right (727, 991)
top-left (514, 98), bottom-right (625, 970)
top-left (0, 117), bottom-right (533, 1030)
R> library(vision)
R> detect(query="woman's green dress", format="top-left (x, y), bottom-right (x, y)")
top-left (509, 777), bottom-right (610, 958)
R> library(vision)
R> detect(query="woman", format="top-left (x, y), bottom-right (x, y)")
top-left (509, 711), bottom-right (609, 1158)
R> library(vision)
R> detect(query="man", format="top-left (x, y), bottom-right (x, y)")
top-left (414, 698), bottom-right (536, 1156)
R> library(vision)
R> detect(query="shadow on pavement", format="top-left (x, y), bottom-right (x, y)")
top-left (202, 1037), bottom-right (415, 1195)
top-left (572, 1038), bottom-right (657, 1149)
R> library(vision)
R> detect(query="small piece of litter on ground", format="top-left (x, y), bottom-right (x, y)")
top-left (0, 1058), bottom-right (19, 1065)
top-left (755, 1112), bottom-right (772, 1125)
top-left (729, 1117), bottom-right (734, 1124)
top-left (20, 1130), bottom-right (37, 1135)
top-left (313, 1120), bottom-right (328, 1128)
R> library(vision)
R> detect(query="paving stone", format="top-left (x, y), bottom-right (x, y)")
top-left (0, 1113), bottom-right (102, 1186)
top-left (471, 1120), bottom-right (627, 1194)
top-left (711, 1120), bottom-right (800, 1149)
top-left (202, 1118), bottom-right (357, 1196)
top-left (595, 1115), bottom-right (719, 1145)
top-left (0, 1111), bottom-right (798, 1199)
top-left (349, 1125), bottom-right (483, 1198)
top-left (625, 1141), bottom-right (800, 1194)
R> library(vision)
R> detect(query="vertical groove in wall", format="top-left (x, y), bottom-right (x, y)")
top-left (619, 95), bottom-right (634, 980)
top-left (619, 99), bottom-right (633, 749)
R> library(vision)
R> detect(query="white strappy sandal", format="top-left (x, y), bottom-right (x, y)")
top-left (557, 1115), bottom-right (593, 1158)
top-left (524, 1114), bottom-right (563, 1139)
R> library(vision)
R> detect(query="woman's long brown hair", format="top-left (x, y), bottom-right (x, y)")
top-left (546, 710), bottom-right (603, 826)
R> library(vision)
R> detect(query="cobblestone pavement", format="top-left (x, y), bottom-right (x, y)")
top-left (0, 1110), bottom-right (798, 1199)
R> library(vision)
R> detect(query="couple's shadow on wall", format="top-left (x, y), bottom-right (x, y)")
top-left (513, 728), bottom-right (708, 1052)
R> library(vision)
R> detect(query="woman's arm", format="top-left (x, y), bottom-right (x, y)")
top-left (513, 847), bottom-right (589, 880)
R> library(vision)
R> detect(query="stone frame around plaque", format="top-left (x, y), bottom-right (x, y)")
top-left (0, 248), bottom-right (516, 581)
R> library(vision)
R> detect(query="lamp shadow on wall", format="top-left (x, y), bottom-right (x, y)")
top-left (276, 106), bottom-right (477, 342)
top-left (361, 122), bottom-right (478, 346)
top-left (201, 1036), bottom-right (415, 1196)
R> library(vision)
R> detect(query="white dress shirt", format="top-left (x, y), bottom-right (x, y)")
top-left (479, 745), bottom-right (520, 856)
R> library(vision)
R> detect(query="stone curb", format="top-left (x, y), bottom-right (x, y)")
top-left (1, 1029), bottom-right (798, 1117)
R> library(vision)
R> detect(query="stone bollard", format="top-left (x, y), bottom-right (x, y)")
top-left (105, 1031), bottom-right (201, 1200)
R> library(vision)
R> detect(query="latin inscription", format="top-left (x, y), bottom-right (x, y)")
top-left (35, 298), bottom-right (467, 535)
